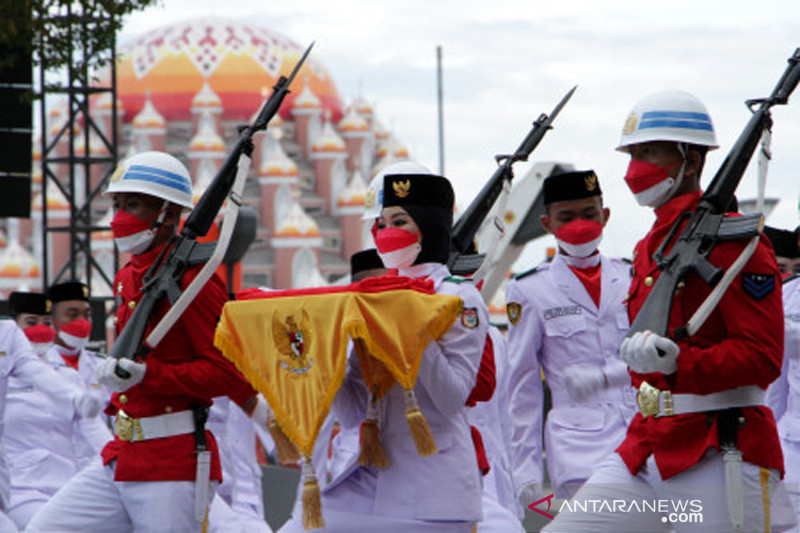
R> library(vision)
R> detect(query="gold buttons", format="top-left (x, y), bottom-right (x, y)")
top-left (128, 301), bottom-right (136, 310)
top-left (165, 406), bottom-right (173, 413)
top-left (644, 276), bottom-right (654, 287)
top-left (112, 316), bottom-right (118, 324)
top-left (119, 394), bottom-right (128, 404)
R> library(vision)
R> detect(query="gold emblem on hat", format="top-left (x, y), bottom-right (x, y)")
top-left (392, 179), bottom-right (411, 198)
top-left (365, 188), bottom-right (376, 209)
top-left (82, 285), bottom-right (89, 299)
top-left (110, 165), bottom-right (125, 183)
top-left (622, 112), bottom-right (638, 136)
top-left (584, 173), bottom-right (598, 191)
top-left (45, 300), bottom-right (52, 313)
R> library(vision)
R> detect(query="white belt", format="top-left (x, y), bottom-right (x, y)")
top-left (114, 410), bottom-right (195, 442)
top-left (637, 382), bottom-right (765, 418)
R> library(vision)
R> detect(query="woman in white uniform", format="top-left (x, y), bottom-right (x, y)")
top-left (279, 162), bottom-right (488, 533)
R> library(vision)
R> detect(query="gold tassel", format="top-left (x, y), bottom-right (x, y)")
top-left (404, 389), bottom-right (437, 456)
top-left (301, 460), bottom-right (325, 530)
top-left (358, 393), bottom-right (389, 467)
top-left (267, 409), bottom-right (301, 465)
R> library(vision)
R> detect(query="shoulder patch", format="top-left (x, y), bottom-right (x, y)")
top-left (513, 266), bottom-right (541, 281)
top-left (461, 307), bottom-right (479, 328)
top-left (742, 272), bottom-right (776, 301)
top-left (506, 302), bottom-right (522, 325)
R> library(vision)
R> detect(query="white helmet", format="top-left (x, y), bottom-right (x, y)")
top-left (616, 90), bottom-right (719, 152)
top-left (105, 151), bottom-right (194, 209)
top-left (362, 160), bottom-right (433, 220)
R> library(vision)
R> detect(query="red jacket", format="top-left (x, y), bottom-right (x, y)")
top-left (617, 191), bottom-right (784, 480)
top-left (102, 243), bottom-right (256, 482)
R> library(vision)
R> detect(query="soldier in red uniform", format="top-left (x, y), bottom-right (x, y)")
top-left (543, 91), bottom-right (797, 532)
top-left (28, 151), bottom-right (261, 533)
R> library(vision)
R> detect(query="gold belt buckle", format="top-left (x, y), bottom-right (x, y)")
top-left (637, 381), bottom-right (661, 418)
top-left (115, 411), bottom-right (143, 442)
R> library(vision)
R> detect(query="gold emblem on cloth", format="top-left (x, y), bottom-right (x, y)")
top-left (273, 310), bottom-right (314, 376)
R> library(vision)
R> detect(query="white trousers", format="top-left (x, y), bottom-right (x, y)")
top-left (541, 451), bottom-right (798, 533)
top-left (26, 459), bottom-right (215, 533)
top-left (208, 492), bottom-right (272, 533)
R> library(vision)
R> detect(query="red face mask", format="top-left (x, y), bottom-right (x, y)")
top-left (24, 323), bottom-right (56, 344)
top-left (374, 227), bottom-right (421, 270)
top-left (624, 158), bottom-right (683, 207)
top-left (110, 209), bottom-right (161, 255)
top-left (553, 219), bottom-right (604, 258)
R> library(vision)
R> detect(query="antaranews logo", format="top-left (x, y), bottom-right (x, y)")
top-left (529, 494), bottom-right (704, 525)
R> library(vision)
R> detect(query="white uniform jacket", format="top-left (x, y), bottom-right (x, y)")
top-left (0, 320), bottom-right (85, 509)
top-left (767, 275), bottom-right (800, 495)
top-left (326, 263), bottom-right (488, 522)
top-left (506, 253), bottom-right (636, 495)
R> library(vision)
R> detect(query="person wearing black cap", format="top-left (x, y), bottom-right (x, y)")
top-left (279, 162), bottom-right (488, 533)
top-left (9, 292), bottom-right (54, 357)
top-left (505, 170), bottom-right (635, 505)
top-left (763, 225), bottom-right (800, 278)
top-left (0, 315), bottom-right (105, 530)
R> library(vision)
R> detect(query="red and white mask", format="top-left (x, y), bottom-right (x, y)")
top-left (110, 205), bottom-right (166, 255)
top-left (374, 227), bottom-right (422, 270)
top-left (553, 219), bottom-right (604, 258)
top-left (624, 158), bottom-right (686, 208)
top-left (24, 324), bottom-right (56, 357)
top-left (58, 318), bottom-right (92, 352)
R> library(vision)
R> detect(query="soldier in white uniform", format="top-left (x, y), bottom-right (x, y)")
top-left (0, 320), bottom-right (104, 532)
top-left (279, 163), bottom-right (487, 533)
top-left (473, 326), bottom-right (525, 532)
top-left (506, 170), bottom-right (636, 504)
top-left (767, 272), bottom-right (800, 524)
top-left (45, 282), bottom-right (112, 456)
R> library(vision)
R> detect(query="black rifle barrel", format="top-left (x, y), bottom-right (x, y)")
top-left (702, 47), bottom-right (800, 214)
top-left (183, 42), bottom-right (314, 239)
top-left (451, 85), bottom-right (576, 254)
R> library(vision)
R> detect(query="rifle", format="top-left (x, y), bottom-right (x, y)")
top-left (628, 48), bottom-right (800, 341)
top-left (450, 86), bottom-right (576, 268)
top-left (109, 43), bottom-right (314, 376)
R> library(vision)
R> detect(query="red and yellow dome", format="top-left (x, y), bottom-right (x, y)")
top-left (117, 17), bottom-right (343, 124)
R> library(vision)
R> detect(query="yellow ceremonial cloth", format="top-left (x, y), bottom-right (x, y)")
top-left (214, 283), bottom-right (463, 460)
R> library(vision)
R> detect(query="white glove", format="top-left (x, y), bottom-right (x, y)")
top-left (563, 365), bottom-right (606, 402)
top-left (74, 391), bottom-right (104, 418)
top-left (620, 330), bottom-right (679, 374)
top-left (96, 357), bottom-right (146, 393)
top-left (518, 482), bottom-right (544, 508)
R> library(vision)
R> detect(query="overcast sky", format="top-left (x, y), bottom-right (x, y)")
top-left (121, 0), bottom-right (800, 269)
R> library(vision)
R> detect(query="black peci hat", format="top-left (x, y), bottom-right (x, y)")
top-left (763, 226), bottom-right (799, 259)
top-left (543, 170), bottom-right (602, 205)
top-left (9, 292), bottom-right (50, 316)
top-left (381, 173), bottom-right (454, 211)
top-left (47, 280), bottom-right (89, 303)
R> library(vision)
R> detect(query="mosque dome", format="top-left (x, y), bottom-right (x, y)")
top-left (117, 17), bottom-right (343, 124)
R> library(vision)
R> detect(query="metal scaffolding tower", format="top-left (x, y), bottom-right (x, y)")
top-left (36, 0), bottom-right (119, 297)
